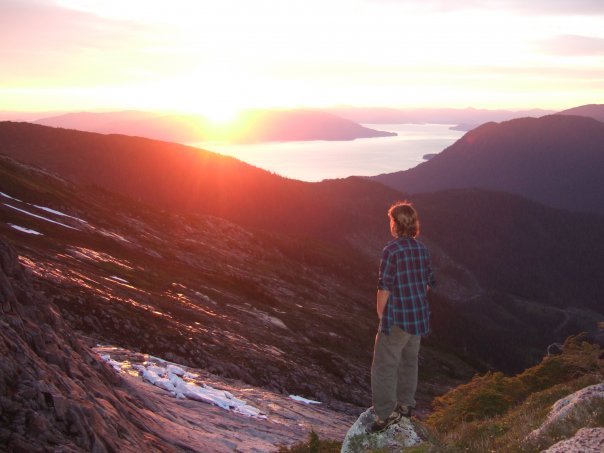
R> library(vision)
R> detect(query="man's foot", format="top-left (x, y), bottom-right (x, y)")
top-left (395, 403), bottom-right (413, 418)
top-left (369, 410), bottom-right (402, 433)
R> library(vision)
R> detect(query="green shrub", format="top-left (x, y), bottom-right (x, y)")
top-left (426, 335), bottom-right (602, 452)
top-left (428, 335), bottom-right (602, 432)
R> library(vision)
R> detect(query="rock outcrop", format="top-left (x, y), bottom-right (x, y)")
top-left (340, 407), bottom-right (426, 453)
top-left (0, 237), bottom-right (169, 451)
top-left (544, 427), bottom-right (604, 453)
top-left (526, 382), bottom-right (604, 452)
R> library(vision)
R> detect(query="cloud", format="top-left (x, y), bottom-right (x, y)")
top-left (0, 0), bottom-right (167, 85)
top-left (0, 0), bottom-right (151, 53)
top-left (540, 34), bottom-right (604, 56)
top-left (366, 0), bottom-right (604, 15)
top-left (504, 0), bottom-right (604, 15)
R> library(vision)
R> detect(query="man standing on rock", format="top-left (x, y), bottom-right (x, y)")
top-left (370, 201), bottom-right (435, 433)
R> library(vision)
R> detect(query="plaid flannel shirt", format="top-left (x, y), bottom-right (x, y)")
top-left (377, 237), bottom-right (435, 336)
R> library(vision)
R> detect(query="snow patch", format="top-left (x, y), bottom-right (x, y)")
top-left (99, 353), bottom-right (266, 419)
top-left (97, 229), bottom-right (131, 243)
top-left (8, 224), bottom-right (43, 235)
top-left (3, 203), bottom-right (79, 230)
top-left (0, 191), bottom-right (21, 202)
top-left (100, 354), bottom-right (124, 372)
top-left (289, 395), bottom-right (321, 405)
top-left (32, 204), bottom-right (88, 223)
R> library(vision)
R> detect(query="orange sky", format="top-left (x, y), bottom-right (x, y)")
top-left (1, 0), bottom-right (603, 119)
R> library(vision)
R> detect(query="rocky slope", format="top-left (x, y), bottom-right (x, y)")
top-left (0, 155), bottom-right (477, 414)
top-left (0, 235), bottom-right (362, 451)
top-left (0, 237), bottom-right (166, 451)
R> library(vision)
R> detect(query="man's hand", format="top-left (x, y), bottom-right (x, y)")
top-left (376, 289), bottom-right (390, 319)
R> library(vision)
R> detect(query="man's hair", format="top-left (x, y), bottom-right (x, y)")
top-left (388, 201), bottom-right (420, 238)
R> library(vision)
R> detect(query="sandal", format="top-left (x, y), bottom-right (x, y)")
top-left (369, 410), bottom-right (402, 433)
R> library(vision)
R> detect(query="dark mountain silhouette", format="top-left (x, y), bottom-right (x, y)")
top-left (371, 115), bottom-right (604, 214)
top-left (556, 104), bottom-right (604, 122)
top-left (415, 189), bottom-right (604, 312)
top-left (0, 121), bottom-right (399, 251)
top-left (33, 109), bottom-right (395, 144)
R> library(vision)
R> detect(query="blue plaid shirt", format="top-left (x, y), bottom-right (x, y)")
top-left (377, 237), bottom-right (435, 336)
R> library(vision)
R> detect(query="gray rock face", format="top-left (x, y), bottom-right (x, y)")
top-left (544, 427), bottom-right (604, 453)
top-left (527, 383), bottom-right (604, 442)
top-left (340, 407), bottom-right (424, 453)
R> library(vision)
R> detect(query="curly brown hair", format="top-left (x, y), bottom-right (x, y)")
top-left (388, 201), bottom-right (420, 238)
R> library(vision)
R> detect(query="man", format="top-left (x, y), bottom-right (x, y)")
top-left (370, 201), bottom-right (435, 433)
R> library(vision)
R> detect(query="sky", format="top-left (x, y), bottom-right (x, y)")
top-left (1, 0), bottom-right (603, 119)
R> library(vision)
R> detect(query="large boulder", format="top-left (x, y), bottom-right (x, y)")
top-left (340, 407), bottom-right (426, 453)
top-left (544, 427), bottom-right (604, 453)
top-left (526, 382), bottom-right (604, 451)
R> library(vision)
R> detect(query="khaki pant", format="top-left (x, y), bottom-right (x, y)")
top-left (371, 325), bottom-right (421, 420)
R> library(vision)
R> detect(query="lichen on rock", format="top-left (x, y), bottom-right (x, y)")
top-left (341, 407), bottom-right (426, 453)
top-left (544, 427), bottom-right (604, 453)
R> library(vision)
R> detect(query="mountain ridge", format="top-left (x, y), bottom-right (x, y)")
top-left (370, 114), bottom-right (604, 214)
top-left (556, 104), bottom-right (604, 122)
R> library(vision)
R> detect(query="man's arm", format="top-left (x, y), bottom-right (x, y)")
top-left (376, 289), bottom-right (390, 319)
top-left (377, 247), bottom-right (394, 319)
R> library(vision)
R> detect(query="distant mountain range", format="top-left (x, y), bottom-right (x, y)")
top-left (370, 114), bottom-right (604, 214)
top-left (31, 109), bottom-right (395, 144)
top-left (328, 106), bottom-right (553, 125)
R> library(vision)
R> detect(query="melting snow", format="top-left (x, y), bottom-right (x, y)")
top-left (98, 229), bottom-right (131, 243)
top-left (98, 352), bottom-right (267, 419)
top-left (0, 191), bottom-right (21, 202)
top-left (3, 203), bottom-right (79, 230)
top-left (8, 224), bottom-right (43, 235)
top-left (32, 205), bottom-right (88, 223)
top-left (289, 395), bottom-right (321, 405)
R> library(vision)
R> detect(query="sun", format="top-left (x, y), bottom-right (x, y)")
top-left (202, 106), bottom-right (240, 126)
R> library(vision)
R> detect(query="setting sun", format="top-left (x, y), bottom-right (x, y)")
top-left (1, 0), bottom-right (603, 114)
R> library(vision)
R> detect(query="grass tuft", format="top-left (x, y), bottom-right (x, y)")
top-left (276, 430), bottom-right (342, 453)
top-left (426, 334), bottom-right (603, 452)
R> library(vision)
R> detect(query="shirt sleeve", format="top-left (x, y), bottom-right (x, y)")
top-left (377, 247), bottom-right (396, 291)
top-left (427, 251), bottom-right (436, 288)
